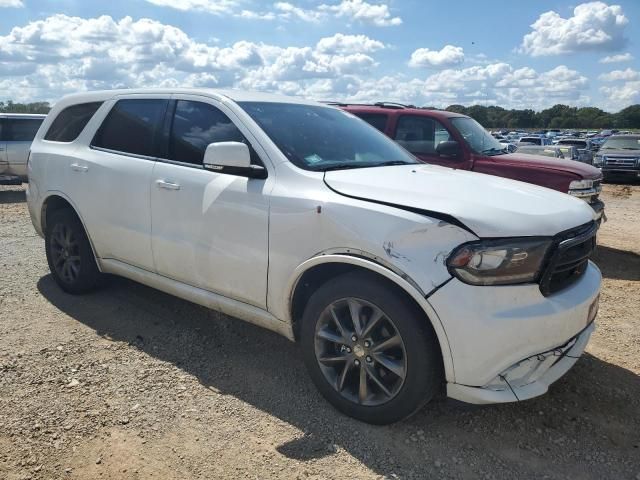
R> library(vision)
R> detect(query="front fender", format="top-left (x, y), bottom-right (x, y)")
top-left (285, 253), bottom-right (456, 383)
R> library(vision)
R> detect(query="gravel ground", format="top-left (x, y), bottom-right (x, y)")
top-left (1, 183), bottom-right (639, 480)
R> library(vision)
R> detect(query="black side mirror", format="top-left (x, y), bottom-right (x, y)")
top-left (436, 140), bottom-right (461, 158)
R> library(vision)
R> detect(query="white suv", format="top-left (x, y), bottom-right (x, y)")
top-left (0, 113), bottom-right (46, 184)
top-left (27, 89), bottom-right (601, 424)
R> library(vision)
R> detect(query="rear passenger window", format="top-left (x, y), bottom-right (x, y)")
top-left (93, 99), bottom-right (168, 157)
top-left (7, 119), bottom-right (43, 142)
top-left (168, 100), bottom-right (248, 165)
top-left (355, 113), bottom-right (388, 133)
top-left (45, 102), bottom-right (103, 142)
top-left (394, 116), bottom-right (451, 155)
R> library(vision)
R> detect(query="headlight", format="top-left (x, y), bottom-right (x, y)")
top-left (569, 179), bottom-right (594, 190)
top-left (593, 156), bottom-right (604, 167)
top-left (447, 239), bottom-right (552, 286)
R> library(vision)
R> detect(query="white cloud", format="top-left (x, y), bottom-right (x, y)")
top-left (599, 68), bottom-right (639, 82)
top-left (0, 15), bottom-right (383, 102)
top-left (316, 33), bottom-right (384, 54)
top-left (144, 0), bottom-right (239, 15)
top-left (142, 0), bottom-right (402, 26)
top-left (0, 0), bottom-right (23, 6)
top-left (408, 45), bottom-right (465, 68)
top-left (0, 14), bottom-right (606, 111)
top-left (319, 0), bottom-right (401, 27)
top-left (600, 82), bottom-right (640, 110)
top-left (520, 1), bottom-right (628, 56)
top-left (599, 52), bottom-right (633, 63)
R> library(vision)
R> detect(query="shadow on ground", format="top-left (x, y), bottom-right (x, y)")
top-left (0, 189), bottom-right (26, 204)
top-left (37, 274), bottom-right (640, 478)
top-left (593, 245), bottom-right (640, 281)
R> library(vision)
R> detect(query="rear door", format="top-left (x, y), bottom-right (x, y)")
top-left (150, 95), bottom-right (271, 308)
top-left (73, 96), bottom-right (168, 271)
top-left (5, 117), bottom-right (43, 177)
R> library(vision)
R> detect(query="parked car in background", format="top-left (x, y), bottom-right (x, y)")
top-left (0, 113), bottom-right (46, 184)
top-left (518, 136), bottom-right (552, 146)
top-left (556, 138), bottom-right (594, 164)
top-left (28, 89), bottom-right (602, 424)
top-left (337, 103), bottom-right (604, 222)
top-left (516, 145), bottom-right (576, 160)
top-left (491, 133), bottom-right (517, 153)
top-left (593, 134), bottom-right (640, 182)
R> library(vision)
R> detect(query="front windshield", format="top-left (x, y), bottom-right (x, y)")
top-left (238, 102), bottom-right (418, 171)
top-left (601, 136), bottom-right (640, 150)
top-left (450, 117), bottom-right (506, 155)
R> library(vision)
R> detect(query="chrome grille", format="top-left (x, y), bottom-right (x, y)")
top-left (605, 156), bottom-right (637, 167)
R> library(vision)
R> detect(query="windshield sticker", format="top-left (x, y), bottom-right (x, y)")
top-left (305, 154), bottom-right (323, 164)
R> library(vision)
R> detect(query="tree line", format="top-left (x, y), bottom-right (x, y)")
top-left (0, 101), bottom-right (51, 114)
top-left (444, 104), bottom-right (640, 130)
top-left (2, 99), bottom-right (639, 129)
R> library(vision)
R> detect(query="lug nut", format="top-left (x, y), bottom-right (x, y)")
top-left (346, 347), bottom-right (352, 353)
top-left (354, 359), bottom-right (360, 366)
top-left (364, 340), bottom-right (371, 348)
top-left (351, 335), bottom-right (357, 342)
top-left (366, 356), bottom-right (372, 363)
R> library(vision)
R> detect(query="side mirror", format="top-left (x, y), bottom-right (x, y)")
top-left (436, 140), bottom-right (461, 158)
top-left (203, 141), bottom-right (266, 178)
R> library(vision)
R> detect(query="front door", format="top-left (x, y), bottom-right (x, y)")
top-left (150, 97), bottom-right (271, 308)
top-left (392, 114), bottom-right (469, 169)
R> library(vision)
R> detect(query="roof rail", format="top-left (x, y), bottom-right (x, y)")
top-left (318, 101), bottom-right (417, 109)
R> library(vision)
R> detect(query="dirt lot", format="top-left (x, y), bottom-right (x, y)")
top-left (1, 183), bottom-right (638, 480)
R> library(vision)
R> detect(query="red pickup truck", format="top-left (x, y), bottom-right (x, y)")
top-left (338, 103), bottom-right (605, 222)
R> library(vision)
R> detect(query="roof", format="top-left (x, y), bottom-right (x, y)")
top-left (53, 88), bottom-right (326, 108)
top-left (0, 113), bottom-right (47, 119)
top-left (338, 103), bottom-right (468, 119)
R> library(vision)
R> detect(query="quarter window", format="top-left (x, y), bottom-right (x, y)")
top-left (394, 116), bottom-right (452, 155)
top-left (92, 99), bottom-right (168, 157)
top-left (168, 100), bottom-right (248, 165)
top-left (45, 102), bottom-right (103, 142)
top-left (6, 118), bottom-right (43, 142)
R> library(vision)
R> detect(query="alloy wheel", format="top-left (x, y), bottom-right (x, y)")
top-left (49, 223), bottom-right (81, 284)
top-left (314, 297), bottom-right (407, 406)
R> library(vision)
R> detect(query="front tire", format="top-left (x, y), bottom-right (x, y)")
top-left (45, 209), bottom-right (102, 294)
top-left (300, 270), bottom-right (443, 424)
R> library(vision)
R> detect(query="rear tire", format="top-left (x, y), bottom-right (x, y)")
top-left (300, 270), bottom-right (443, 424)
top-left (45, 209), bottom-right (102, 294)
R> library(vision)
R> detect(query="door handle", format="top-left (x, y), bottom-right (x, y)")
top-left (156, 179), bottom-right (181, 190)
top-left (70, 163), bottom-right (88, 172)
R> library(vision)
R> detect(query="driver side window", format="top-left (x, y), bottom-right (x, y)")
top-left (394, 115), bottom-right (451, 155)
top-left (168, 100), bottom-right (260, 166)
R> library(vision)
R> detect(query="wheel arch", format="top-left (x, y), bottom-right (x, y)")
top-left (287, 254), bottom-right (455, 382)
top-left (41, 192), bottom-right (102, 271)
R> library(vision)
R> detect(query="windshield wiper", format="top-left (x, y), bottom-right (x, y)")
top-left (375, 160), bottom-right (416, 167)
top-left (313, 160), bottom-right (415, 172)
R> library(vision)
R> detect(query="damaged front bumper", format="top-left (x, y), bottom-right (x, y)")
top-left (447, 321), bottom-right (595, 404)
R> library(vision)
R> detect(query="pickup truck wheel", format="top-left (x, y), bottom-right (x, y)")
top-left (45, 209), bottom-right (102, 294)
top-left (300, 270), bottom-right (442, 424)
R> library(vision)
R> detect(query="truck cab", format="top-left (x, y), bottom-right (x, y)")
top-left (339, 104), bottom-right (604, 222)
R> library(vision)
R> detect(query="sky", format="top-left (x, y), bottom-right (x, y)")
top-left (0, 0), bottom-right (638, 111)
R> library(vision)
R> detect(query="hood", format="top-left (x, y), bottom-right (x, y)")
top-left (599, 149), bottom-right (640, 156)
top-left (493, 153), bottom-right (602, 179)
top-left (324, 164), bottom-right (595, 238)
